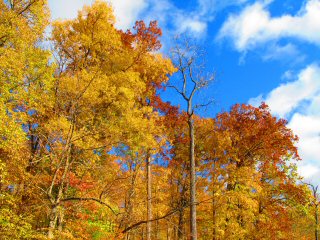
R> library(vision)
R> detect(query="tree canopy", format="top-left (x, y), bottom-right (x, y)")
top-left (0, 1), bottom-right (317, 240)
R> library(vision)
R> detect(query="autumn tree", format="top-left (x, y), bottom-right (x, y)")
top-left (41, 1), bottom-right (174, 238)
top-left (167, 112), bottom-right (191, 239)
top-left (168, 36), bottom-right (214, 239)
top-left (0, 0), bottom-right (54, 238)
top-left (207, 103), bottom-right (307, 239)
top-left (1, 1), bottom-right (317, 239)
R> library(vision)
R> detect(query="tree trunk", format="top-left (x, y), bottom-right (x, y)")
top-left (188, 114), bottom-right (197, 240)
top-left (122, 161), bottom-right (138, 239)
top-left (147, 154), bottom-right (152, 240)
top-left (58, 206), bottom-right (64, 232)
top-left (167, 222), bottom-right (170, 240)
top-left (178, 207), bottom-right (185, 240)
top-left (125, 182), bottom-right (135, 240)
top-left (48, 205), bottom-right (58, 239)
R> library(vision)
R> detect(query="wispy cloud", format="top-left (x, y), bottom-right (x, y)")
top-left (217, 0), bottom-right (320, 51)
top-left (198, 0), bottom-right (250, 15)
top-left (262, 43), bottom-right (305, 63)
top-left (141, 0), bottom-right (209, 38)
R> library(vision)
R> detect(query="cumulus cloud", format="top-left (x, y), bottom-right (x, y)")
top-left (289, 114), bottom-right (320, 158)
top-left (175, 17), bottom-right (207, 35)
top-left (108, 0), bottom-right (148, 30)
top-left (250, 64), bottom-right (320, 118)
top-left (141, 0), bottom-right (209, 37)
top-left (217, 0), bottom-right (320, 51)
top-left (297, 163), bottom-right (320, 180)
top-left (289, 113), bottom-right (320, 181)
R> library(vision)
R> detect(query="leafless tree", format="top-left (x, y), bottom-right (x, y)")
top-left (168, 35), bottom-right (215, 240)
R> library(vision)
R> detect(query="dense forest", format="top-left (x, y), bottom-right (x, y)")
top-left (0, 1), bottom-right (319, 239)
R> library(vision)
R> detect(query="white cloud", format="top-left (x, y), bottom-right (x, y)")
top-left (289, 114), bottom-right (320, 181)
top-left (281, 70), bottom-right (295, 80)
top-left (217, 0), bottom-right (320, 51)
top-left (262, 43), bottom-right (304, 62)
top-left (175, 17), bottom-right (207, 35)
top-left (307, 95), bottom-right (320, 115)
top-left (297, 163), bottom-right (320, 180)
top-left (248, 94), bottom-right (263, 106)
top-left (108, 0), bottom-right (148, 30)
top-left (264, 64), bottom-right (320, 118)
top-left (144, 0), bottom-right (209, 36)
top-left (142, 0), bottom-right (172, 23)
top-left (289, 114), bottom-right (320, 154)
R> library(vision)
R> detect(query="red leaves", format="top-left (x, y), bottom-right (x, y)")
top-left (120, 20), bottom-right (162, 52)
top-left (68, 172), bottom-right (94, 191)
top-left (133, 20), bottom-right (162, 51)
top-left (216, 103), bottom-right (300, 166)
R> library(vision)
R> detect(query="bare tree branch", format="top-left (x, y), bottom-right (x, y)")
top-left (121, 208), bottom-right (180, 233)
top-left (61, 197), bottom-right (119, 216)
top-left (193, 99), bottom-right (214, 110)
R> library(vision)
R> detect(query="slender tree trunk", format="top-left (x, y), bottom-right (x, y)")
top-left (58, 207), bottom-right (64, 232)
top-left (170, 37), bottom-right (213, 240)
top-left (48, 205), bottom-right (58, 239)
top-left (125, 176), bottom-right (135, 240)
top-left (147, 154), bottom-right (152, 240)
top-left (188, 113), bottom-right (197, 240)
top-left (142, 227), bottom-right (145, 240)
top-left (178, 207), bottom-right (185, 240)
top-left (47, 152), bottom-right (71, 238)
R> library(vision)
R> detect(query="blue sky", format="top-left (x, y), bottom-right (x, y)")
top-left (48, 0), bottom-right (320, 184)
